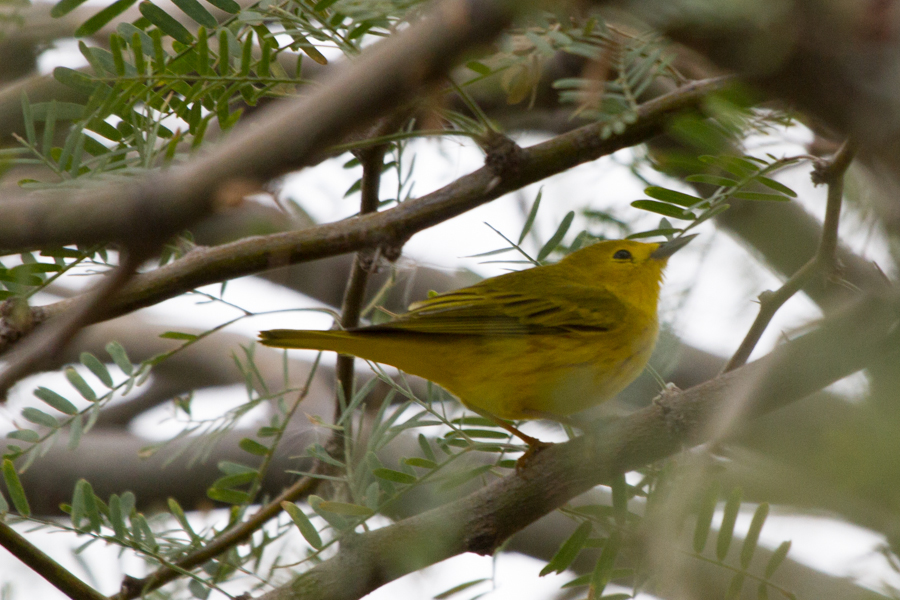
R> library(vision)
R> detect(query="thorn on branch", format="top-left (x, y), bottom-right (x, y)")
top-left (380, 242), bottom-right (405, 263)
top-left (480, 131), bottom-right (525, 177)
top-left (120, 575), bottom-right (143, 597)
top-left (810, 139), bottom-right (857, 186)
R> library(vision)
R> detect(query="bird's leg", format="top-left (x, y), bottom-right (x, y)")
top-left (467, 407), bottom-right (551, 451)
top-left (466, 407), bottom-right (552, 471)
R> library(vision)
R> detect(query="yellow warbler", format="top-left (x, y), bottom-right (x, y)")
top-left (259, 236), bottom-right (693, 447)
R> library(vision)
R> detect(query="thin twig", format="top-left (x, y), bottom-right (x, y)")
top-left (0, 518), bottom-right (107, 600)
top-left (336, 142), bottom-right (389, 424)
top-left (722, 140), bottom-right (856, 372)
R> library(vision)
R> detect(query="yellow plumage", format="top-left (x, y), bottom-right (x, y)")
top-left (260, 237), bottom-right (692, 443)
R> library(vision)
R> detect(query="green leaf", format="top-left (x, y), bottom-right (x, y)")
top-left (755, 176), bottom-right (797, 197)
top-left (68, 414), bottom-right (83, 450)
top-left (518, 187), bottom-right (542, 245)
top-left (740, 502), bottom-right (769, 568)
top-left (171, 0), bottom-right (216, 27)
top-left (109, 33), bottom-right (126, 76)
top-left (315, 500), bottom-right (374, 517)
top-left (725, 572), bottom-right (745, 600)
top-left (218, 461), bottom-right (256, 475)
top-left (75, 0), bottom-right (141, 37)
top-left (72, 479), bottom-right (100, 532)
top-left (51, 0), bottom-right (91, 17)
top-left (540, 520), bottom-right (592, 576)
top-left (109, 494), bottom-right (127, 539)
top-left (7, 429), bottom-right (39, 443)
top-left (372, 468), bottom-right (416, 484)
top-left (159, 331), bottom-right (198, 341)
top-left (403, 457), bottom-right (437, 469)
top-left (281, 501), bottom-right (323, 549)
top-left (212, 472), bottom-right (257, 489)
top-left (131, 513), bottom-right (158, 551)
top-left (80, 353), bottom-right (113, 388)
top-left (206, 488), bottom-right (250, 504)
top-left (644, 186), bottom-right (704, 208)
top-left (764, 540), bottom-right (791, 578)
top-left (22, 407), bottom-right (58, 428)
top-left (52, 67), bottom-right (98, 95)
top-left (106, 341), bottom-right (134, 375)
top-left (631, 200), bottom-right (695, 220)
top-left (466, 61), bottom-right (492, 75)
top-left (118, 22), bottom-right (154, 53)
top-left (590, 531), bottom-right (620, 596)
top-left (289, 31), bottom-right (328, 65)
top-left (2, 459), bottom-right (30, 516)
top-left (30, 102), bottom-right (85, 122)
top-left (65, 367), bottom-right (97, 401)
top-left (239, 438), bottom-right (269, 456)
top-left (717, 487), bottom-right (742, 561)
top-left (167, 498), bottom-right (199, 539)
top-left (33, 387), bottom-right (78, 415)
top-left (140, 2), bottom-right (194, 44)
top-left (537, 210), bottom-right (575, 261)
top-left (203, 0), bottom-right (239, 13)
top-left (693, 480), bottom-right (719, 553)
top-left (417, 433), bottom-right (436, 463)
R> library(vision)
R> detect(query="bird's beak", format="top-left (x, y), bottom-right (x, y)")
top-left (651, 234), bottom-right (697, 259)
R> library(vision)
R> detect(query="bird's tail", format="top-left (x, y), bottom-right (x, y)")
top-left (259, 329), bottom-right (361, 354)
top-left (259, 328), bottom-right (443, 382)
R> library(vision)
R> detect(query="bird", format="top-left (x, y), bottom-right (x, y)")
top-left (259, 235), bottom-right (694, 449)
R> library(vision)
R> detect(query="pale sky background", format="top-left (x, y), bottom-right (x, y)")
top-left (0, 28), bottom-right (898, 600)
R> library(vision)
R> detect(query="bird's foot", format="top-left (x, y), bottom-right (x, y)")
top-left (515, 438), bottom-right (553, 472)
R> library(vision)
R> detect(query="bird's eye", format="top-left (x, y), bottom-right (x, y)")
top-left (613, 249), bottom-right (632, 260)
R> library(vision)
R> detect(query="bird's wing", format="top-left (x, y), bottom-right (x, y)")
top-left (362, 276), bottom-right (626, 336)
